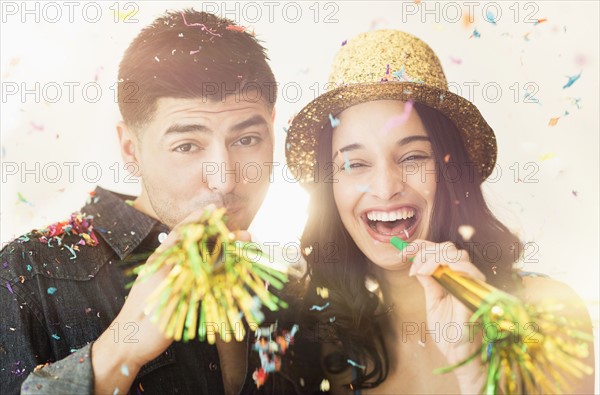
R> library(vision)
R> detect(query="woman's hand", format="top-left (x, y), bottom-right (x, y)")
top-left (399, 239), bottom-right (486, 392)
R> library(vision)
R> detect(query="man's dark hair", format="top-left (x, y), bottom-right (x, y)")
top-left (117, 9), bottom-right (277, 131)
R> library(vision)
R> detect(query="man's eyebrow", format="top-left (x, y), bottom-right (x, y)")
top-left (162, 115), bottom-right (269, 139)
top-left (332, 143), bottom-right (363, 160)
top-left (229, 115), bottom-right (269, 133)
top-left (163, 123), bottom-right (211, 138)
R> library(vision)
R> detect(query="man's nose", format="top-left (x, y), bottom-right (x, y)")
top-left (203, 146), bottom-right (236, 194)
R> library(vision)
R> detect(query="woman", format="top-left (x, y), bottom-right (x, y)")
top-left (285, 30), bottom-right (594, 394)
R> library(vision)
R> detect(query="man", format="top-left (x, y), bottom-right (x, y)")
top-left (0, 10), bottom-right (321, 395)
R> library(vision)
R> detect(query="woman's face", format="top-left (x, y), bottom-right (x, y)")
top-left (331, 100), bottom-right (437, 270)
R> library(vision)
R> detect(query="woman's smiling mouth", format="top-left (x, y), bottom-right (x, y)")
top-left (361, 205), bottom-right (420, 242)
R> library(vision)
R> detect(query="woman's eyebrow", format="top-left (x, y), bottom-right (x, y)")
top-left (332, 143), bottom-right (364, 160)
top-left (396, 135), bottom-right (431, 146)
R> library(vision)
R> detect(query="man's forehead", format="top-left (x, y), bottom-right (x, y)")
top-left (157, 96), bottom-right (272, 117)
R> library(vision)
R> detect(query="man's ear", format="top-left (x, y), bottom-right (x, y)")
top-left (116, 121), bottom-right (142, 177)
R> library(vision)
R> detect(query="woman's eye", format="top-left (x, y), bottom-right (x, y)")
top-left (235, 136), bottom-right (261, 146)
top-left (401, 154), bottom-right (429, 162)
top-left (341, 162), bottom-right (367, 171)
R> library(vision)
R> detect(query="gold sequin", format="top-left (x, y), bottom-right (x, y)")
top-left (285, 30), bottom-right (497, 186)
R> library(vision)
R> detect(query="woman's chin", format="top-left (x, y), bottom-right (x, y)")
top-left (362, 246), bottom-right (413, 272)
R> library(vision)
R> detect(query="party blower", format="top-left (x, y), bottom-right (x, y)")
top-left (128, 206), bottom-right (290, 344)
top-left (390, 236), bottom-right (593, 395)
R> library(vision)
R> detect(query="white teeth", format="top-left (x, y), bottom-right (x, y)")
top-left (366, 208), bottom-right (416, 222)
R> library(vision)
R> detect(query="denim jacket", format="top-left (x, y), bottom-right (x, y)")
top-left (0, 187), bottom-right (324, 394)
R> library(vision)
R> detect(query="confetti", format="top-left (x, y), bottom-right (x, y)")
top-left (571, 190), bottom-right (578, 197)
top-left (64, 244), bottom-right (78, 260)
top-left (17, 192), bottom-right (33, 206)
top-left (355, 184), bottom-right (370, 193)
top-left (534, 18), bottom-right (548, 25)
top-left (342, 151), bottom-right (351, 172)
top-left (485, 9), bottom-right (497, 25)
top-left (320, 379), bottom-right (331, 391)
top-left (449, 56), bottom-right (462, 65)
top-left (328, 113), bottom-right (340, 128)
top-left (51, 334), bottom-right (60, 340)
top-left (539, 153), bottom-right (556, 162)
top-left (470, 29), bottom-right (481, 39)
top-left (341, 40), bottom-right (347, 46)
top-left (120, 364), bottom-right (129, 376)
top-left (347, 359), bottom-right (366, 370)
top-left (310, 302), bottom-right (330, 311)
top-left (548, 117), bottom-right (560, 127)
top-left (380, 100), bottom-right (414, 135)
top-left (391, 66), bottom-right (404, 81)
top-left (154, 56), bottom-right (160, 62)
top-left (252, 324), bottom-right (298, 388)
top-left (33, 213), bottom-right (99, 248)
top-left (444, 154), bottom-right (451, 163)
top-left (458, 225), bottom-right (475, 241)
top-left (94, 66), bottom-right (104, 82)
top-left (113, 388), bottom-right (119, 395)
top-left (30, 122), bottom-right (44, 132)
top-left (180, 12), bottom-right (222, 37)
top-left (316, 287), bottom-right (329, 299)
top-left (6, 281), bottom-right (13, 294)
top-left (563, 72), bottom-right (581, 89)
top-left (116, 8), bottom-right (137, 22)
top-left (47, 287), bottom-right (57, 295)
top-left (225, 24), bottom-right (255, 35)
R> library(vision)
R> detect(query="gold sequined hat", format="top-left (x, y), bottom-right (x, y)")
top-left (285, 29), bottom-right (497, 186)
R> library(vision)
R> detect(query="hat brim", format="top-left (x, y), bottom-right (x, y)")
top-left (285, 81), bottom-right (497, 187)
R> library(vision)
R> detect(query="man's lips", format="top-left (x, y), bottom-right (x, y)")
top-left (360, 205), bottom-right (420, 243)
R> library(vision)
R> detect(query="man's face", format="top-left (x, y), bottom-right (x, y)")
top-left (121, 96), bottom-right (274, 230)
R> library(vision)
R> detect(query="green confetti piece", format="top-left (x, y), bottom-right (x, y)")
top-left (390, 236), bottom-right (408, 251)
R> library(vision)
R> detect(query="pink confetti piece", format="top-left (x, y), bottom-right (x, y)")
top-left (94, 66), bottom-right (104, 82)
top-left (380, 100), bottom-right (414, 135)
top-left (449, 56), bottom-right (462, 65)
top-left (30, 122), bottom-right (44, 132)
top-left (180, 12), bottom-right (222, 37)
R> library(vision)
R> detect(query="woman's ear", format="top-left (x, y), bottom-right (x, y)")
top-left (116, 121), bottom-right (142, 177)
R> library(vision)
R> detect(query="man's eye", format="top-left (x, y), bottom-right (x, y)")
top-left (174, 143), bottom-right (197, 153)
top-left (235, 136), bottom-right (261, 146)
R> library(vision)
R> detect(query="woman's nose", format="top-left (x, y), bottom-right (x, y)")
top-left (368, 161), bottom-right (405, 200)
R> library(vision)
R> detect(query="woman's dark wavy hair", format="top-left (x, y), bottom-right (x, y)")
top-left (300, 102), bottom-right (524, 390)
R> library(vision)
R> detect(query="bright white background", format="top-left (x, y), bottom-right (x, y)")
top-left (1, 1), bottom-right (598, 389)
